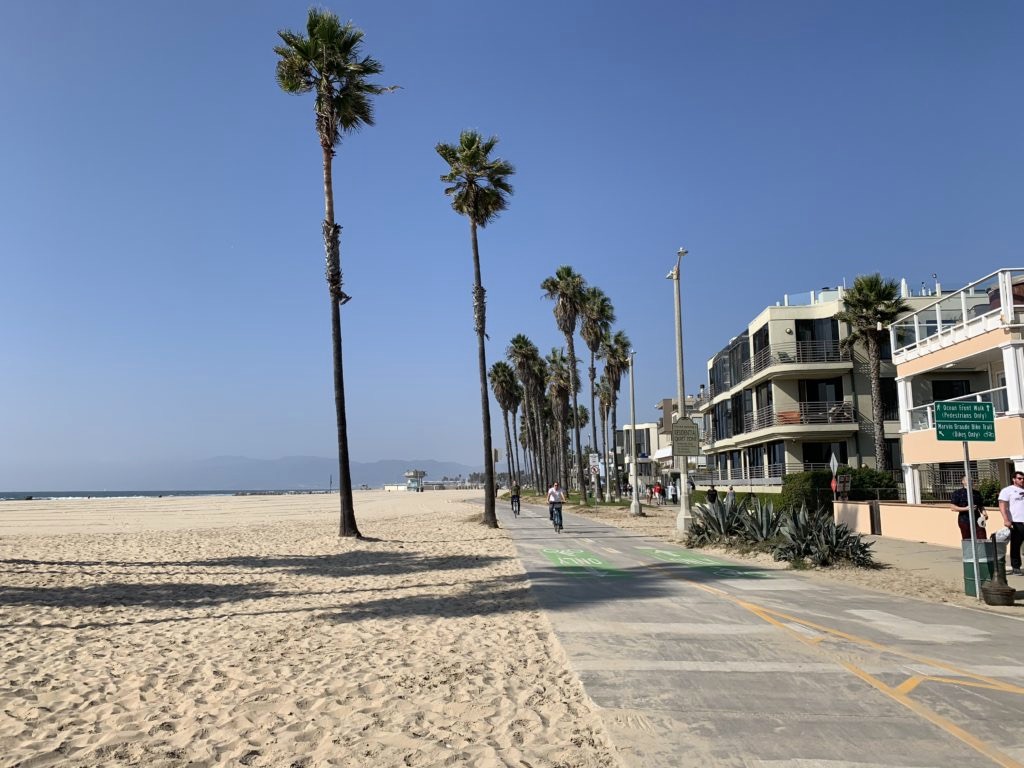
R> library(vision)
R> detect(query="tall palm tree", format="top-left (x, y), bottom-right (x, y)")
top-left (508, 334), bottom-right (544, 490)
top-left (437, 131), bottom-right (515, 527)
top-left (546, 347), bottom-right (572, 490)
top-left (835, 274), bottom-right (909, 471)
top-left (580, 286), bottom-right (615, 499)
top-left (601, 329), bottom-right (632, 499)
top-left (542, 266), bottom-right (588, 501)
top-left (275, 9), bottom-right (391, 538)
top-left (597, 373), bottom-right (614, 500)
top-left (488, 361), bottom-right (518, 488)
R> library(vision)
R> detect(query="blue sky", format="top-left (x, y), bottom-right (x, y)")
top-left (2, 1), bottom-right (1022, 483)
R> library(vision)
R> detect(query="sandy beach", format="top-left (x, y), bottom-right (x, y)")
top-left (0, 491), bottom-right (618, 768)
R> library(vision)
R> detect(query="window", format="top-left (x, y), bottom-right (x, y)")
top-left (932, 379), bottom-right (970, 402)
top-left (752, 324), bottom-right (769, 355)
top-left (880, 378), bottom-right (898, 420)
top-left (803, 441), bottom-right (847, 468)
top-left (884, 438), bottom-right (902, 469)
top-left (799, 377), bottom-right (844, 403)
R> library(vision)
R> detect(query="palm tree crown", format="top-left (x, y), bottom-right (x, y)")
top-left (436, 131), bottom-right (515, 227)
top-left (275, 10), bottom-right (389, 151)
top-left (835, 273), bottom-right (910, 471)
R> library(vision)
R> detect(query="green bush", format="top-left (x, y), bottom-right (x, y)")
top-left (772, 503), bottom-right (875, 567)
top-left (779, 470), bottom-right (833, 511)
top-left (844, 466), bottom-right (899, 501)
top-left (978, 477), bottom-right (1001, 507)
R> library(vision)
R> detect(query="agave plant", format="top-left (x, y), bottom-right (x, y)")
top-left (741, 498), bottom-right (782, 543)
top-left (685, 498), bottom-right (746, 546)
top-left (773, 503), bottom-right (875, 567)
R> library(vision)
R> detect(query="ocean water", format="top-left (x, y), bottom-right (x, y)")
top-left (0, 490), bottom-right (333, 501)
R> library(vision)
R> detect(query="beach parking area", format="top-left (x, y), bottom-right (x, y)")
top-left (0, 490), bottom-right (617, 768)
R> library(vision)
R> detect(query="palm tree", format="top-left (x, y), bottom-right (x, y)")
top-left (546, 347), bottom-right (572, 490)
top-left (508, 334), bottom-right (544, 489)
top-left (597, 373), bottom-right (614, 500)
top-left (835, 274), bottom-right (909, 471)
top-left (580, 286), bottom-right (615, 499)
top-left (437, 131), bottom-right (515, 527)
top-left (275, 9), bottom-right (391, 538)
top-left (488, 361), bottom-right (519, 489)
top-left (542, 266), bottom-right (588, 502)
top-left (601, 329), bottom-right (632, 499)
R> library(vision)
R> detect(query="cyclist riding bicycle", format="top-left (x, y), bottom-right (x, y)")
top-left (547, 481), bottom-right (566, 532)
top-left (510, 481), bottom-right (521, 516)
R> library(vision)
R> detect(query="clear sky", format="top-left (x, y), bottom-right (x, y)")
top-left (2, 1), bottom-right (1022, 483)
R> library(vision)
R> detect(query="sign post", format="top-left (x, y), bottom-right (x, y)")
top-left (588, 453), bottom-right (600, 506)
top-left (935, 401), bottom-right (996, 600)
top-left (672, 420), bottom-right (700, 533)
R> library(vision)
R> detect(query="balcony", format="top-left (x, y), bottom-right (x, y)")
top-left (703, 401), bottom-right (856, 449)
top-left (907, 386), bottom-right (1009, 432)
top-left (892, 268), bottom-right (1024, 359)
top-left (703, 340), bottom-right (850, 402)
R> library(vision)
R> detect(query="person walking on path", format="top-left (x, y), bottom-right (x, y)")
top-left (725, 486), bottom-right (736, 507)
top-left (950, 475), bottom-right (986, 541)
top-left (547, 481), bottom-right (564, 521)
top-left (706, 484), bottom-right (718, 504)
top-left (998, 471), bottom-right (1024, 575)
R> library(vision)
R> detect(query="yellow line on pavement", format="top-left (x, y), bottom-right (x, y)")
top-left (894, 675), bottom-right (925, 695)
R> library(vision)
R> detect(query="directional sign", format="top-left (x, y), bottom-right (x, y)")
top-left (672, 420), bottom-right (699, 456)
top-left (935, 401), bottom-right (995, 442)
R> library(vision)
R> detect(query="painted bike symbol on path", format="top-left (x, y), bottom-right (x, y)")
top-left (541, 547), bottom-right (628, 577)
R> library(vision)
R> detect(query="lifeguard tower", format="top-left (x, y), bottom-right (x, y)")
top-left (404, 469), bottom-right (426, 492)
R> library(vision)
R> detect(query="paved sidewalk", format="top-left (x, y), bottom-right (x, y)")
top-left (499, 500), bottom-right (1024, 768)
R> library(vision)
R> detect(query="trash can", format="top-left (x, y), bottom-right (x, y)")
top-left (962, 540), bottom-right (997, 597)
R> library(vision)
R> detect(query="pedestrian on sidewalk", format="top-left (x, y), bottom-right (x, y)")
top-left (706, 484), bottom-right (718, 504)
top-left (997, 471), bottom-right (1024, 575)
top-left (950, 475), bottom-right (986, 540)
top-left (725, 486), bottom-right (736, 507)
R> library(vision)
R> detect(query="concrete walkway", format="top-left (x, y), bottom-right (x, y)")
top-left (498, 500), bottom-right (1024, 768)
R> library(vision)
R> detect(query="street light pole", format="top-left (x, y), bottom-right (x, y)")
top-left (668, 247), bottom-right (692, 534)
top-left (628, 349), bottom-right (643, 516)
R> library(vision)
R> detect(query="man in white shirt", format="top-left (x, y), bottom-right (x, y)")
top-left (547, 481), bottom-right (565, 521)
top-left (997, 471), bottom-right (1024, 575)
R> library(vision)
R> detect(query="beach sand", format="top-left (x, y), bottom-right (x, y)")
top-left (0, 491), bottom-right (618, 768)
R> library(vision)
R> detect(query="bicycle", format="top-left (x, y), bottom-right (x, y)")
top-left (551, 502), bottom-right (563, 533)
top-left (511, 494), bottom-right (520, 517)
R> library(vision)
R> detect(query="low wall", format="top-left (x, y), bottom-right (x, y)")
top-left (835, 501), bottom-right (967, 548)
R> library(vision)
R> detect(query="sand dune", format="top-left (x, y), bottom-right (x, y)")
top-left (0, 490), bottom-right (618, 767)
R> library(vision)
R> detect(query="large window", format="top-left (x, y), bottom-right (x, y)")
top-left (752, 324), bottom-right (769, 355)
top-left (799, 377), bottom-right (844, 403)
top-left (795, 317), bottom-right (839, 343)
top-left (803, 441), bottom-right (848, 468)
top-left (932, 379), bottom-right (971, 402)
top-left (880, 378), bottom-right (898, 420)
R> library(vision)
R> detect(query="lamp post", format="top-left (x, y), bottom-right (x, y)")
top-left (667, 247), bottom-right (692, 533)
top-left (628, 349), bottom-right (643, 516)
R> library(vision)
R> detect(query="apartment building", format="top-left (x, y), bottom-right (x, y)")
top-left (694, 285), bottom-right (934, 487)
top-left (894, 268), bottom-right (1024, 502)
top-left (615, 422), bottom-right (666, 490)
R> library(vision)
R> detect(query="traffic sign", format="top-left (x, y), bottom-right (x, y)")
top-left (672, 420), bottom-right (699, 456)
top-left (588, 453), bottom-right (600, 468)
top-left (935, 401), bottom-right (995, 442)
top-left (590, 465), bottom-right (599, 476)
top-left (829, 453), bottom-right (838, 476)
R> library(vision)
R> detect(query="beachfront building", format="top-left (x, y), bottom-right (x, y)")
top-left (893, 268), bottom-right (1024, 502)
top-left (654, 396), bottom-right (706, 483)
top-left (693, 283), bottom-right (936, 489)
top-left (615, 422), bottom-right (666, 491)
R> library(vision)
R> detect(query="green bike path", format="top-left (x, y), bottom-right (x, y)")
top-left (499, 501), bottom-right (1024, 768)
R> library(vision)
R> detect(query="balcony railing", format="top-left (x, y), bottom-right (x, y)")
top-left (907, 386), bottom-right (1010, 432)
top-left (891, 268), bottom-right (1024, 356)
top-left (690, 462), bottom-right (901, 488)
top-left (702, 340), bottom-right (850, 401)
top-left (703, 401), bottom-right (856, 447)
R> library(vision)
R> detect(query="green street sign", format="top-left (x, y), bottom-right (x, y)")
top-left (934, 401), bottom-right (995, 442)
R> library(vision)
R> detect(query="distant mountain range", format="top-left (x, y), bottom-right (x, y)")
top-left (1, 456), bottom-right (482, 493)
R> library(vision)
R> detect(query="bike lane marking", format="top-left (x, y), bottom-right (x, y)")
top-left (540, 547), bottom-right (630, 578)
top-left (633, 545), bottom-right (774, 580)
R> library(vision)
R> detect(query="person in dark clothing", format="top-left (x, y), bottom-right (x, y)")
top-left (706, 484), bottom-right (718, 504)
top-left (950, 475), bottom-right (987, 540)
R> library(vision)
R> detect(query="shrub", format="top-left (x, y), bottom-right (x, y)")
top-left (844, 467), bottom-right (899, 501)
top-left (685, 499), bottom-right (745, 547)
top-left (773, 503), bottom-right (875, 567)
top-left (741, 497), bottom-right (782, 542)
top-left (978, 477), bottom-right (1001, 508)
top-left (780, 470), bottom-right (833, 511)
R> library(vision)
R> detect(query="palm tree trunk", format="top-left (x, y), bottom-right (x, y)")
top-left (600, 405), bottom-right (609, 502)
top-left (512, 404), bottom-right (522, 485)
top-left (502, 409), bottom-right (514, 491)
top-left (470, 220), bottom-right (497, 527)
top-left (322, 147), bottom-right (359, 538)
top-left (611, 395), bottom-right (621, 500)
top-left (566, 335), bottom-right (587, 502)
top-left (868, 334), bottom-right (886, 471)
top-left (589, 352), bottom-right (602, 500)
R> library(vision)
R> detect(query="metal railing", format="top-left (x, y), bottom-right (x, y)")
top-left (907, 386), bottom-right (1009, 432)
top-left (704, 401), bottom-right (856, 448)
top-left (891, 268), bottom-right (1024, 355)
top-left (701, 340), bottom-right (850, 401)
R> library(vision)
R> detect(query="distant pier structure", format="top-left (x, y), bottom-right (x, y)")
top-left (404, 469), bottom-right (427, 492)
